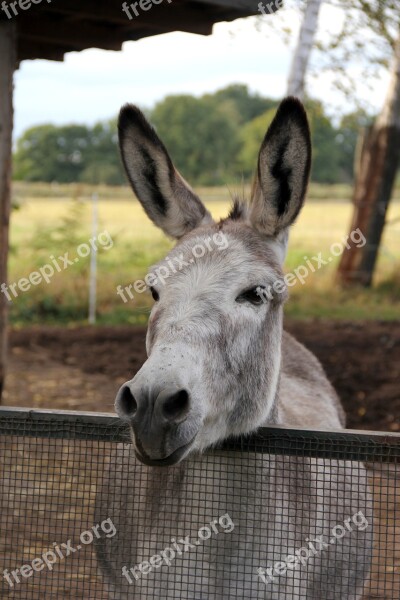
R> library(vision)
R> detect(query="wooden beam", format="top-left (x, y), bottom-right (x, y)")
top-left (193, 0), bottom-right (260, 11)
top-left (9, 0), bottom-right (258, 62)
top-left (41, 0), bottom-right (214, 35)
top-left (17, 38), bottom-right (69, 62)
top-left (18, 14), bottom-right (124, 52)
top-left (0, 20), bottom-right (16, 402)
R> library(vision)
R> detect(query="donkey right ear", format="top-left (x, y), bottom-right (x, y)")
top-left (118, 105), bottom-right (213, 239)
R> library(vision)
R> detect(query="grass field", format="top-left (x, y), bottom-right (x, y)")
top-left (7, 182), bottom-right (400, 324)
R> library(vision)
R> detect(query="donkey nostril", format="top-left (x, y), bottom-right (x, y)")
top-left (117, 385), bottom-right (137, 418)
top-left (161, 389), bottom-right (190, 423)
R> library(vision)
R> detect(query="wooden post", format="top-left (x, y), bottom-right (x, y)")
top-left (0, 21), bottom-right (16, 402)
top-left (88, 192), bottom-right (99, 325)
top-left (337, 30), bottom-right (400, 287)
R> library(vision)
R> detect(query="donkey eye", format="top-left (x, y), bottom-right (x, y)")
top-left (236, 287), bottom-right (265, 306)
top-left (150, 287), bottom-right (159, 302)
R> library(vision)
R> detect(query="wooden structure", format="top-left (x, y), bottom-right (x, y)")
top-left (0, 0), bottom-right (262, 399)
top-left (2, 0), bottom-right (261, 61)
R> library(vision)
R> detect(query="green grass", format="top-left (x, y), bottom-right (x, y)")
top-left (7, 182), bottom-right (400, 325)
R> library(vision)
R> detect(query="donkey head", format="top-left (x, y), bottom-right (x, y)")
top-left (115, 98), bottom-right (311, 466)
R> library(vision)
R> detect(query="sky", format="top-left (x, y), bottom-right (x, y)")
top-left (13, 5), bottom-right (389, 141)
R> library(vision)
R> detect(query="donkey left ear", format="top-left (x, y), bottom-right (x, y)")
top-left (249, 97), bottom-right (311, 236)
top-left (118, 104), bottom-right (213, 239)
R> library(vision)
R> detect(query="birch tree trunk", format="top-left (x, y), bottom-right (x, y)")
top-left (0, 22), bottom-right (16, 402)
top-left (337, 29), bottom-right (400, 287)
top-left (287, 0), bottom-right (323, 100)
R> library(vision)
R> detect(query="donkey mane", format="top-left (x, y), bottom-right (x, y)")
top-left (219, 197), bottom-right (249, 225)
top-left (229, 197), bottom-right (248, 220)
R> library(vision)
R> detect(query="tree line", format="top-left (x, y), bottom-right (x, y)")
top-left (13, 84), bottom-right (371, 187)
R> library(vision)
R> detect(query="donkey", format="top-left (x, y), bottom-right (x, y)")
top-left (94, 98), bottom-right (373, 599)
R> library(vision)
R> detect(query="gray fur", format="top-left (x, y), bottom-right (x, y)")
top-left (95, 98), bottom-right (373, 599)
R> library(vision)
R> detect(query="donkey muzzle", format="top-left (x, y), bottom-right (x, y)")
top-left (115, 382), bottom-right (196, 466)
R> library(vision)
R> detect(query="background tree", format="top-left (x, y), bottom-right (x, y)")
top-left (79, 120), bottom-right (124, 185)
top-left (286, 0), bottom-right (323, 99)
top-left (259, 0), bottom-right (400, 286)
top-left (208, 84), bottom-right (276, 123)
top-left (237, 108), bottom-right (276, 177)
top-left (13, 120), bottom-right (125, 185)
top-left (336, 109), bottom-right (372, 182)
top-left (14, 124), bottom-right (89, 183)
top-left (337, 27), bottom-right (400, 286)
top-left (238, 100), bottom-right (352, 183)
top-left (298, 0), bottom-right (400, 286)
top-left (150, 94), bottom-right (240, 185)
top-left (12, 85), bottom-right (366, 187)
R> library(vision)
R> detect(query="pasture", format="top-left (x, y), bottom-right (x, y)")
top-left (9, 182), bottom-right (400, 323)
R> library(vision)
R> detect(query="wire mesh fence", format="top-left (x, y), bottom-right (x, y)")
top-left (0, 407), bottom-right (399, 599)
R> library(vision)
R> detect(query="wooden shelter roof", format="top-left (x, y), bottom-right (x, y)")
top-left (0, 0), bottom-right (261, 63)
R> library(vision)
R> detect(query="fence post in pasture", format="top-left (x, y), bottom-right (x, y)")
top-left (88, 192), bottom-right (99, 325)
top-left (0, 22), bottom-right (16, 403)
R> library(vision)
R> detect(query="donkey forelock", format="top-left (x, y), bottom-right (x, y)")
top-left (115, 98), bottom-right (312, 466)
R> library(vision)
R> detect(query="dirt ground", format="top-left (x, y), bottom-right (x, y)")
top-left (3, 319), bottom-right (400, 432)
